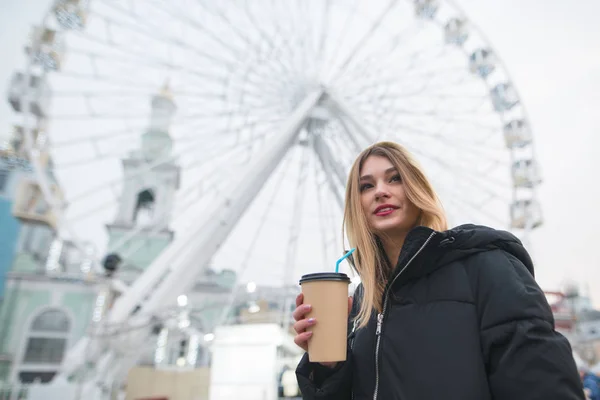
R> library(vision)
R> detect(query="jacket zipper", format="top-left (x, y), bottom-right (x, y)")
top-left (351, 319), bottom-right (357, 400)
top-left (373, 232), bottom-right (436, 400)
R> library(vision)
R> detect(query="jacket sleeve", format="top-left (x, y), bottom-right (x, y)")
top-left (475, 249), bottom-right (584, 400)
top-left (295, 285), bottom-right (362, 399)
top-left (296, 349), bottom-right (353, 399)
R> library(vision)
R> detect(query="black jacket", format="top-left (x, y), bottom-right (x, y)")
top-left (296, 224), bottom-right (583, 400)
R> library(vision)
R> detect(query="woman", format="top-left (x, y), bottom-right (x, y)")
top-left (293, 142), bottom-right (583, 399)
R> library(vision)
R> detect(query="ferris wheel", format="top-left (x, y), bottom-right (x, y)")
top-left (8, 0), bottom-right (542, 294)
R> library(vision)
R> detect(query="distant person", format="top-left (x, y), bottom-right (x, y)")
top-left (577, 357), bottom-right (600, 400)
top-left (292, 142), bottom-right (583, 399)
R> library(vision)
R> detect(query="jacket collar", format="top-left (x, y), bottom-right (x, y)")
top-left (385, 226), bottom-right (447, 292)
top-left (385, 224), bottom-right (533, 292)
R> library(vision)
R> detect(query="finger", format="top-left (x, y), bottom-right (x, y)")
top-left (293, 317), bottom-right (316, 334)
top-left (293, 331), bottom-right (312, 350)
top-left (348, 296), bottom-right (353, 314)
top-left (295, 293), bottom-right (304, 308)
top-left (292, 304), bottom-right (311, 322)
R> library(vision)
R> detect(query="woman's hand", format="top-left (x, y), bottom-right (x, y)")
top-left (292, 292), bottom-right (353, 368)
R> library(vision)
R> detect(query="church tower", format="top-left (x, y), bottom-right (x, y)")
top-left (106, 83), bottom-right (180, 276)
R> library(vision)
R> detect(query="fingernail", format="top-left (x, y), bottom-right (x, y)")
top-left (306, 331), bottom-right (313, 337)
top-left (304, 304), bottom-right (312, 310)
top-left (307, 318), bottom-right (316, 324)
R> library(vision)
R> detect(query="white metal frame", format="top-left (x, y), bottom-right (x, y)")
top-left (59, 90), bottom-right (324, 385)
top-left (6, 0), bottom-right (544, 396)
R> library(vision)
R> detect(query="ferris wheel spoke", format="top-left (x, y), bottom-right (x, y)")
top-left (308, 155), bottom-right (346, 274)
top-left (278, 0), bottom-right (326, 77)
top-left (240, 38), bottom-right (302, 88)
top-left (151, 0), bottom-right (302, 85)
top-left (389, 122), bottom-right (506, 166)
top-left (51, 117), bottom-right (210, 153)
top-left (56, 114), bottom-right (278, 188)
top-left (212, 154), bottom-right (319, 282)
top-left (314, 169), bottom-right (332, 267)
top-left (112, 136), bottom-right (298, 271)
top-left (228, 63), bottom-right (296, 106)
top-left (357, 112), bottom-right (507, 178)
top-left (333, 114), bottom-right (367, 154)
top-left (328, 0), bottom-right (398, 84)
top-left (336, 45), bottom-right (451, 93)
top-left (299, 1), bottom-right (322, 74)
top-left (332, 22), bottom-right (427, 87)
top-left (442, 184), bottom-right (509, 223)
top-left (348, 81), bottom-right (490, 107)
top-left (332, 92), bottom-right (510, 200)
top-left (339, 66), bottom-right (474, 100)
top-left (324, 117), bottom-right (367, 161)
top-left (178, 128), bottom-right (284, 200)
top-left (51, 89), bottom-right (228, 108)
top-left (212, 150), bottom-right (300, 327)
top-left (49, 110), bottom-right (216, 121)
top-left (98, 1), bottom-right (241, 68)
top-left (347, 111), bottom-right (510, 199)
top-left (356, 104), bottom-right (500, 136)
top-left (437, 186), bottom-right (507, 227)
top-left (312, 134), bottom-right (345, 208)
top-left (64, 125), bottom-right (281, 225)
top-left (318, 0), bottom-right (362, 82)
top-left (312, 147), bottom-right (342, 267)
top-left (236, 1), bottom-right (309, 79)
top-left (53, 69), bottom-right (169, 91)
top-left (51, 108), bottom-right (277, 151)
top-left (66, 45), bottom-right (229, 89)
top-left (339, 37), bottom-right (448, 79)
top-left (314, 0), bottom-right (332, 75)
top-left (189, 0), bottom-right (280, 63)
top-left (355, 103), bottom-right (494, 145)
top-left (283, 139), bottom-right (311, 285)
top-left (347, 94), bottom-right (497, 128)
top-left (342, 43), bottom-right (449, 84)
top-left (383, 119), bottom-right (500, 149)
top-left (334, 118), bottom-right (369, 166)
top-left (338, 65), bottom-right (469, 98)
top-left (68, 29), bottom-right (231, 86)
top-left (51, 124), bottom-right (144, 148)
top-left (404, 146), bottom-right (510, 202)
top-left (295, 20), bottom-right (316, 79)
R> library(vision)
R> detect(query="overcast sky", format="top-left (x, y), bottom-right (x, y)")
top-left (1, 0), bottom-right (599, 303)
top-left (451, 0), bottom-right (600, 299)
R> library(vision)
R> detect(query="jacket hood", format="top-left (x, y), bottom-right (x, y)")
top-left (391, 224), bottom-right (534, 288)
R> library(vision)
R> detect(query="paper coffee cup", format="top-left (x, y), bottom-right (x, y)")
top-left (299, 272), bottom-right (351, 363)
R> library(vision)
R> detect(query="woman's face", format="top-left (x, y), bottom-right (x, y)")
top-left (359, 155), bottom-right (420, 237)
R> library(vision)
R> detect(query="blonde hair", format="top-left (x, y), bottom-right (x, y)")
top-left (343, 142), bottom-right (447, 328)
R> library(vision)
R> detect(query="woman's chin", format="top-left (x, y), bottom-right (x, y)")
top-left (373, 216), bottom-right (423, 235)
top-left (373, 220), bottom-right (409, 236)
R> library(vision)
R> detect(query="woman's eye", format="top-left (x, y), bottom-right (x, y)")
top-left (359, 183), bottom-right (372, 192)
top-left (390, 174), bottom-right (401, 183)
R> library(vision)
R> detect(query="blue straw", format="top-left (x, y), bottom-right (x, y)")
top-left (335, 248), bottom-right (356, 273)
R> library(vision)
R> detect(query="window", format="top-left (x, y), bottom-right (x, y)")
top-left (23, 338), bottom-right (67, 363)
top-left (19, 371), bottom-right (56, 384)
top-left (0, 169), bottom-right (8, 193)
top-left (21, 309), bottom-right (71, 375)
top-left (31, 309), bottom-right (70, 332)
top-left (133, 188), bottom-right (155, 225)
top-left (18, 225), bottom-right (54, 261)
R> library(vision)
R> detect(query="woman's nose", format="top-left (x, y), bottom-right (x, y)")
top-left (375, 186), bottom-right (390, 200)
